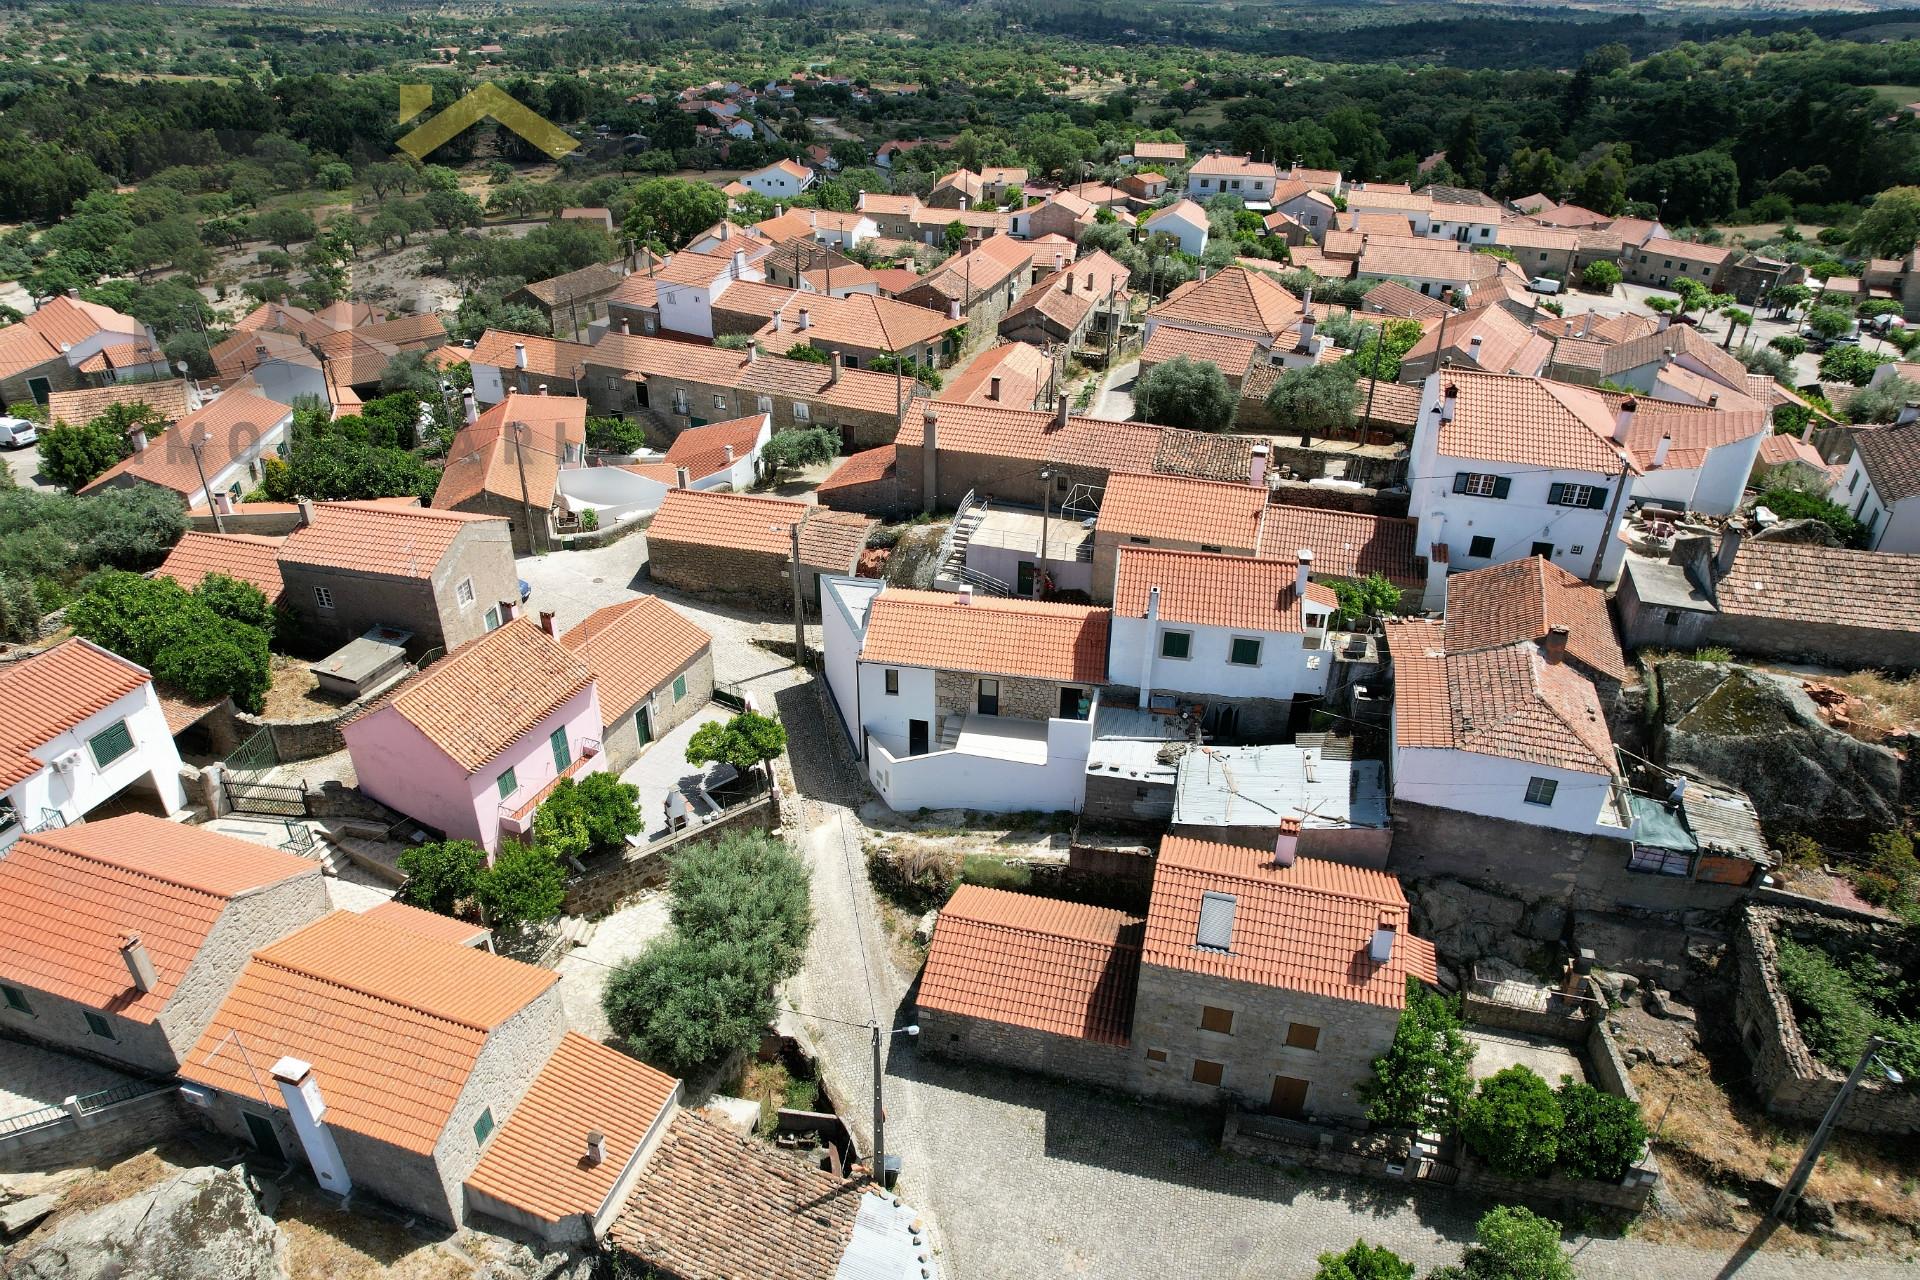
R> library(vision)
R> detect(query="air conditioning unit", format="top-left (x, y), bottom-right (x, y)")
top-left (51, 750), bottom-right (84, 773)
top-left (178, 1084), bottom-right (213, 1108)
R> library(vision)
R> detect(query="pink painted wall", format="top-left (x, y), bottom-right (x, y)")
top-left (342, 682), bottom-right (604, 852)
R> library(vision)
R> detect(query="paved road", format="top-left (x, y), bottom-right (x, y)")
top-left (1092, 359), bottom-right (1138, 422)
top-left (3, 441), bottom-right (49, 490)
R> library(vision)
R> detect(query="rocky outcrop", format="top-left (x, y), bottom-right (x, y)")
top-left (1406, 877), bottom-right (1563, 966)
top-left (7, 1166), bottom-right (286, 1280)
top-left (1653, 659), bottom-right (1907, 832)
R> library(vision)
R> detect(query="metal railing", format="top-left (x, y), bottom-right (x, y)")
top-left (0, 1077), bottom-right (175, 1139)
top-left (25, 807), bottom-right (64, 834)
top-left (931, 488), bottom-right (980, 571)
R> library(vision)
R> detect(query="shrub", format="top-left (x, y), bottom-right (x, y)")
top-left (1768, 335), bottom-right (1808, 359)
top-left (578, 507), bottom-right (599, 532)
top-left (0, 574), bottom-right (42, 642)
top-left (1754, 486), bottom-right (1866, 547)
top-left (1819, 344), bottom-right (1888, 387)
top-left (1554, 1079), bottom-right (1646, 1180)
top-left (960, 854), bottom-right (1032, 891)
top-left (762, 426), bottom-right (841, 479)
top-left (1455, 1205), bottom-right (1574, 1280)
top-left (1361, 978), bottom-right (1476, 1130)
top-left (586, 415), bottom-right (649, 453)
top-left (150, 625), bottom-right (270, 710)
top-left (1314, 1241), bottom-right (1414, 1280)
top-left (67, 569), bottom-right (272, 711)
top-left (602, 933), bottom-right (776, 1076)
top-left (1134, 355), bottom-right (1237, 433)
top-left (665, 831), bottom-right (813, 985)
top-left (471, 843), bottom-right (567, 933)
top-left (1580, 260), bottom-right (1621, 291)
top-left (1773, 932), bottom-right (1920, 1079)
top-left (1460, 1065), bottom-right (1563, 1178)
top-left (866, 842), bottom-right (957, 913)
top-left (533, 773), bottom-right (642, 862)
top-left (1329, 572), bottom-right (1402, 628)
top-left (38, 417), bottom-right (129, 491)
top-left (396, 839), bottom-right (486, 915)
top-left (686, 710), bottom-right (787, 779)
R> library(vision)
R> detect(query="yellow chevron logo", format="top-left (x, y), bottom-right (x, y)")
top-left (395, 83), bottom-right (578, 161)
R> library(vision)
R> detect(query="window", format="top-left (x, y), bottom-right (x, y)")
top-left (1524, 776), bottom-right (1559, 807)
top-left (496, 766), bottom-right (518, 799)
top-left (1, 984), bottom-right (31, 1015)
top-left (1531, 542), bottom-right (1554, 560)
top-left (1196, 891), bottom-right (1236, 952)
top-left (1229, 637), bottom-right (1262, 667)
top-left (1547, 482), bottom-right (1607, 509)
top-left (550, 727), bottom-right (571, 772)
top-left (1199, 1006), bottom-right (1235, 1035)
top-left (1848, 471), bottom-right (1860, 495)
top-left (0, 797), bottom-right (15, 833)
top-left (1285, 1022), bottom-right (1322, 1051)
top-left (672, 673), bottom-right (688, 702)
top-left (314, 586), bottom-right (335, 610)
top-left (606, 375), bottom-right (620, 392)
top-left (1663, 609), bottom-right (1681, 626)
top-left (84, 1011), bottom-right (115, 1040)
top-left (484, 605), bottom-right (502, 631)
top-left (474, 1108), bottom-right (495, 1145)
top-left (672, 391), bottom-right (690, 415)
top-left (1200, 544), bottom-right (1223, 554)
top-left (794, 402), bottom-right (811, 423)
top-left (884, 668), bottom-right (900, 695)
top-left (88, 720), bottom-right (134, 769)
top-left (1453, 472), bottom-right (1509, 499)
top-left (1865, 507), bottom-right (1881, 537)
top-left (757, 394), bottom-right (774, 414)
top-left (712, 394), bottom-right (728, 411)
top-left (1160, 631), bottom-right (1192, 660)
top-left (456, 578), bottom-right (475, 607)
top-left (1468, 535), bottom-right (1496, 559)
top-left (1128, 535), bottom-right (1151, 545)
top-left (1191, 1059), bottom-right (1224, 1087)
top-left (1145, 1048), bottom-right (1168, 1063)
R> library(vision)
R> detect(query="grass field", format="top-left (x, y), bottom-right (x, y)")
top-left (1867, 83), bottom-right (1920, 108)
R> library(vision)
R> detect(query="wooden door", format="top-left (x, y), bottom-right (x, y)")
top-left (1268, 1075), bottom-right (1309, 1119)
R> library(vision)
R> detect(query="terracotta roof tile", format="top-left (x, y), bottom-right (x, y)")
top-left (281, 500), bottom-right (504, 580)
top-left (155, 531), bottom-right (287, 601)
top-left (1714, 540), bottom-right (1920, 633)
top-left (1443, 557), bottom-right (1628, 682)
top-left (1433, 370), bottom-right (1635, 476)
top-left (1131, 141), bottom-right (1186, 161)
top-left (1114, 546), bottom-right (1334, 633)
top-left (1257, 505), bottom-right (1424, 587)
top-left (713, 285), bottom-right (963, 353)
top-left (1361, 279), bottom-right (1454, 321)
top-left (1853, 419), bottom-right (1920, 504)
top-left (359, 900), bottom-right (490, 947)
top-left (1357, 241), bottom-right (1499, 286)
top-left (898, 402), bottom-right (1163, 476)
top-left (0, 323), bottom-right (61, 380)
top-left (1097, 471), bottom-right (1267, 549)
top-left (644, 488), bottom-right (874, 566)
top-left (1152, 427), bottom-right (1255, 482)
top-left (0, 815), bottom-right (319, 1022)
top-left (1757, 432), bottom-right (1832, 472)
top-left (917, 885), bottom-right (1142, 1044)
top-left (663, 414), bottom-right (765, 482)
top-left (465, 1031), bottom-right (678, 1225)
top-left (180, 910), bottom-right (557, 1156)
top-left (1602, 324), bottom-right (1749, 387)
top-left (1403, 303), bottom-right (1545, 376)
top-left (859, 588), bottom-right (1109, 682)
top-left (1143, 838), bottom-right (1434, 1008)
top-left (356, 617), bottom-right (592, 773)
top-left (1612, 391), bottom-right (1769, 472)
top-left (608, 1111), bottom-right (861, 1280)
top-left (469, 329), bottom-right (593, 380)
top-left (0, 638), bottom-right (154, 787)
top-left (937, 342), bottom-right (1052, 409)
top-left (78, 392), bottom-right (292, 498)
top-left (1147, 267), bottom-right (1300, 341)
top-left (517, 262), bottom-right (625, 308)
top-left (589, 331), bottom-right (907, 418)
top-left (1190, 155), bottom-right (1277, 179)
top-left (24, 295), bottom-right (139, 347)
top-left (816, 444), bottom-right (897, 496)
top-left (1141, 325), bottom-right (1259, 378)
top-left (45, 380), bottom-right (195, 427)
top-left (433, 393), bottom-right (586, 511)
top-left (561, 596), bottom-right (711, 718)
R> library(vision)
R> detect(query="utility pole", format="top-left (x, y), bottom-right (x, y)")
top-left (190, 431), bottom-right (224, 534)
top-left (871, 1021), bottom-right (886, 1189)
top-left (1773, 1035), bottom-right (1901, 1221)
top-left (510, 421), bottom-right (536, 552)
top-left (1038, 467), bottom-right (1053, 597)
top-left (789, 518), bottom-right (806, 666)
top-left (1361, 316), bottom-right (1385, 435)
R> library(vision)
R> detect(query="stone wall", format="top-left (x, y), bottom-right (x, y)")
top-left (933, 669), bottom-right (1065, 722)
top-left (1267, 478), bottom-right (1409, 517)
top-left (897, 441), bottom-right (1119, 515)
top-left (1701, 612), bottom-right (1920, 673)
top-left (214, 671), bottom-right (414, 763)
top-left (1732, 905), bottom-right (1920, 1134)
top-left (1082, 772), bottom-right (1174, 827)
top-left (648, 539), bottom-right (789, 609)
top-left (562, 794), bottom-right (775, 917)
top-left (585, 359), bottom-right (906, 453)
top-left (1461, 986), bottom-right (1597, 1045)
top-left (0, 1086), bottom-right (190, 1175)
top-left (1266, 444), bottom-right (1410, 489)
top-left (915, 1009), bottom-right (1136, 1093)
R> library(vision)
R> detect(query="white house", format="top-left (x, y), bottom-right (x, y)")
top-left (1618, 393), bottom-right (1771, 517)
top-left (1837, 419), bottom-right (1920, 552)
top-left (644, 248), bottom-right (762, 341)
top-left (1142, 200), bottom-right (1210, 259)
top-left (1185, 155), bottom-right (1278, 205)
top-left (1423, 186), bottom-right (1504, 246)
top-left (77, 390), bottom-right (293, 511)
top-left (1342, 187), bottom-right (1433, 237)
top-left (1385, 617), bottom-right (1630, 839)
top-left (821, 579), bottom-right (1107, 815)
top-left (557, 413), bottom-right (773, 530)
top-left (0, 639), bottom-right (188, 850)
top-left (739, 159), bottom-right (816, 200)
top-left (1407, 370), bottom-right (1636, 584)
top-left (1108, 546), bottom-right (1335, 740)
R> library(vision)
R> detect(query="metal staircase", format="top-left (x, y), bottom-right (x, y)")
top-left (932, 491), bottom-right (1014, 596)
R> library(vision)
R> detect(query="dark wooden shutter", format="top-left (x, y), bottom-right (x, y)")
top-left (1547, 482), bottom-right (1566, 506)
top-left (1586, 486), bottom-right (1609, 509)
top-left (1452, 472), bottom-right (1470, 494)
top-left (1492, 476), bottom-right (1512, 499)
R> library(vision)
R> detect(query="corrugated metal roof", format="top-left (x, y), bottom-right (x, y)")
top-left (834, 1192), bottom-right (937, 1280)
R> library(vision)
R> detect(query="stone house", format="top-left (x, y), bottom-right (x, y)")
top-left (45, 378), bottom-right (197, 430)
top-left (1622, 236), bottom-right (1733, 292)
top-left (469, 330), bottom-right (596, 407)
top-left (813, 444), bottom-right (907, 518)
top-left (0, 815), bottom-right (327, 1075)
top-left (1128, 140), bottom-right (1187, 167)
top-left (1119, 171), bottom-right (1167, 210)
top-left (1010, 191), bottom-right (1098, 242)
top-left (916, 837), bottom-right (1437, 1123)
top-left (78, 391), bottom-right (294, 511)
top-left (506, 262), bottom-right (627, 340)
top-left (925, 168), bottom-right (987, 210)
top-left (708, 282), bottom-right (964, 371)
top-left (341, 616), bottom-right (606, 853)
top-left (0, 293), bottom-right (164, 411)
top-left (643, 488), bottom-right (875, 610)
top-left (560, 597), bottom-right (714, 772)
top-left (1439, 556), bottom-right (1629, 699)
top-left (275, 499), bottom-right (517, 659)
top-left (997, 252), bottom-right (1130, 351)
top-left (1397, 303), bottom-right (1552, 383)
top-left (894, 235), bottom-right (1032, 337)
top-left (934, 341), bottom-right (1054, 411)
top-left (0, 640), bottom-right (190, 851)
top-left (433, 393), bottom-right (587, 555)
top-left (156, 530), bottom-right (288, 605)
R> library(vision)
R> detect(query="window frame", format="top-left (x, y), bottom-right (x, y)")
top-left (1468, 535), bottom-right (1496, 559)
top-left (496, 766), bottom-right (518, 799)
top-left (1, 984), bottom-right (32, 1015)
top-left (84, 1010), bottom-right (116, 1041)
top-left (88, 720), bottom-right (135, 769)
top-left (484, 605), bottom-right (502, 631)
top-left (1461, 472), bottom-right (1500, 498)
top-left (474, 1107), bottom-right (495, 1145)
top-left (884, 668), bottom-right (900, 695)
top-left (1228, 636), bottom-right (1262, 667)
top-left (1191, 1059), bottom-right (1225, 1087)
top-left (793, 402), bottom-right (811, 423)
top-left (1198, 1006), bottom-right (1235, 1035)
top-left (1160, 630), bottom-right (1193, 660)
top-left (672, 673), bottom-right (688, 702)
top-left (1285, 1022), bottom-right (1322, 1051)
top-left (456, 577), bottom-right (475, 608)
top-left (314, 585), bottom-right (335, 611)
top-left (1524, 776), bottom-right (1559, 807)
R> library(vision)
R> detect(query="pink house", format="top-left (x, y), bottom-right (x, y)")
top-left (341, 615), bottom-right (606, 853)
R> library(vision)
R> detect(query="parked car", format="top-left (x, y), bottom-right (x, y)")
top-left (0, 417), bottom-right (37, 449)
top-left (518, 578), bottom-right (532, 603)
top-left (1527, 277), bottom-right (1563, 295)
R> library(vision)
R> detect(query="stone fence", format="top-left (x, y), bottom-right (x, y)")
top-left (0, 1082), bottom-right (188, 1175)
top-left (1461, 973), bottom-right (1602, 1045)
top-left (562, 793), bottom-right (777, 917)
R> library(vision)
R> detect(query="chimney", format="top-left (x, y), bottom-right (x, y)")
top-left (1298, 312), bottom-right (1316, 349)
top-left (1369, 913), bottom-right (1397, 964)
top-left (1652, 433), bottom-right (1672, 468)
top-left (948, 300), bottom-right (962, 320)
top-left (1543, 624), bottom-right (1569, 664)
top-left (798, 307), bottom-right (811, 330)
top-left (1657, 311), bottom-right (1671, 332)
top-left (830, 351), bottom-right (842, 385)
top-left (120, 935), bottom-right (157, 993)
top-left (1440, 383), bottom-right (1458, 423)
top-left (723, 445), bottom-right (735, 463)
top-left (1055, 393), bottom-right (1070, 429)
top-left (771, 311), bottom-right (782, 332)
top-left (1295, 548), bottom-right (1313, 598)
top-left (1273, 817), bottom-right (1301, 868)
top-left (462, 388), bottom-right (478, 425)
top-left (620, 316), bottom-right (631, 335)
top-left (126, 423), bottom-right (149, 452)
top-left (538, 383), bottom-right (549, 395)
top-left (213, 492), bottom-right (234, 516)
top-left (539, 610), bottom-right (558, 637)
top-left (1467, 333), bottom-right (1483, 364)
top-left (296, 496), bottom-right (315, 527)
top-left (1706, 393), bottom-right (1719, 408)
top-left (732, 248), bottom-right (746, 278)
top-left (1054, 252), bottom-right (1065, 273)
top-left (959, 196), bottom-right (969, 211)
top-left (920, 410), bottom-right (939, 514)
top-left (1249, 443), bottom-right (1269, 487)
top-left (1612, 397), bottom-right (1636, 444)
top-left (271, 1057), bottom-right (352, 1197)
top-left (1065, 273), bottom-right (1074, 296)
top-left (66, 287), bottom-right (79, 299)
top-left (988, 375), bottom-right (1001, 401)
top-left (957, 583), bottom-right (974, 606)
top-left (720, 221), bottom-right (731, 241)
top-left (746, 342), bottom-right (758, 365)
top-left (499, 599), bottom-right (518, 622)
top-left (586, 1131), bottom-right (607, 1166)
top-left (1198, 267), bottom-right (1210, 282)
top-left (1900, 402), bottom-right (1920, 427)
top-left (514, 341), bottom-right (527, 369)
top-left (675, 466), bottom-right (691, 489)
top-left (1714, 524), bottom-right (1743, 581)
top-left (1137, 584), bottom-right (1161, 694)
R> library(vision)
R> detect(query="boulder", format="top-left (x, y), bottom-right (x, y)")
top-left (1654, 660), bottom-right (1906, 831)
top-left (7, 1165), bottom-right (285, 1280)
top-left (0, 1193), bottom-right (57, 1236)
top-left (1406, 878), bottom-right (1527, 964)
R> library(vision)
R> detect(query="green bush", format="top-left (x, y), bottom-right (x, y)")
top-left (1329, 573), bottom-right (1402, 628)
top-left (960, 854), bottom-right (1032, 891)
top-left (1754, 486), bottom-right (1866, 547)
top-left (67, 569), bottom-right (271, 711)
top-left (533, 773), bottom-right (642, 862)
top-left (1314, 1240), bottom-right (1414, 1280)
top-left (396, 839), bottom-right (486, 915)
top-left (1554, 1079), bottom-right (1647, 1180)
top-left (1580, 260), bottom-right (1622, 291)
top-left (1461, 1065), bottom-right (1563, 1178)
top-left (1819, 344), bottom-right (1889, 387)
top-left (1361, 978), bottom-right (1476, 1131)
top-left (471, 843), bottom-right (567, 933)
top-left (1773, 933), bottom-right (1920, 1079)
top-left (586, 415), bottom-right (649, 454)
top-left (665, 831), bottom-right (814, 985)
top-left (1452, 1205), bottom-right (1574, 1280)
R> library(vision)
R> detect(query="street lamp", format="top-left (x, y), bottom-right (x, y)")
top-left (188, 429), bottom-right (225, 535)
top-left (871, 1020), bottom-right (919, 1189)
top-left (1772, 1034), bottom-right (1903, 1221)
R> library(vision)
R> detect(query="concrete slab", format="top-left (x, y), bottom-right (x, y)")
top-left (0, 1039), bottom-right (131, 1120)
top-left (619, 704), bottom-right (729, 840)
top-left (554, 892), bottom-right (674, 1040)
top-left (1464, 1028), bottom-right (1586, 1087)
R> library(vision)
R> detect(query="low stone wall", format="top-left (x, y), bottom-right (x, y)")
top-left (209, 671), bottom-right (413, 764)
top-left (1461, 985), bottom-right (1598, 1045)
top-left (0, 1086), bottom-right (189, 1174)
top-left (563, 795), bottom-right (776, 917)
top-left (1268, 479), bottom-right (1410, 517)
top-left (1067, 839), bottom-right (1156, 881)
top-left (916, 1009), bottom-right (1136, 1094)
top-left (1733, 905), bottom-right (1920, 1134)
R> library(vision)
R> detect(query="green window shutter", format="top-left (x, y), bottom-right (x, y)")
top-left (550, 728), bottom-right (571, 772)
top-left (673, 674), bottom-right (687, 702)
top-left (1491, 476), bottom-right (1512, 500)
top-left (474, 1107), bottom-right (495, 1144)
top-left (1, 985), bottom-right (31, 1014)
top-left (88, 720), bottom-right (134, 768)
top-left (496, 766), bottom-right (517, 799)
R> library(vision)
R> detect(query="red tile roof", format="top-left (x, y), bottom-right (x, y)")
top-left (155, 531), bottom-right (287, 601)
top-left (937, 342), bottom-right (1053, 410)
top-left (1147, 267), bottom-right (1300, 341)
top-left (898, 401), bottom-right (1162, 474)
top-left (0, 639), bottom-right (154, 788)
top-left (280, 500), bottom-right (504, 580)
top-left (560, 596), bottom-right (711, 718)
top-left (1443, 557), bottom-right (1629, 682)
top-left (1114, 546), bottom-right (1335, 633)
top-left (644, 488), bottom-right (874, 567)
top-left (815, 445), bottom-right (897, 502)
top-left (1713, 539), bottom-right (1920, 634)
top-left (45, 380), bottom-right (195, 428)
top-left (355, 617), bottom-right (592, 773)
top-left (1143, 837), bottom-right (1435, 1008)
top-left (1257, 505), bottom-right (1424, 588)
top-left (469, 329), bottom-right (593, 381)
top-left (359, 900), bottom-right (491, 947)
top-left (1852, 419), bottom-right (1920, 504)
top-left (0, 815), bottom-right (318, 1022)
top-left (181, 910), bottom-right (558, 1156)
top-left (662, 414), bottom-right (765, 481)
top-left (466, 1031), bottom-right (678, 1225)
top-left (1141, 325), bottom-right (1260, 378)
top-left (1432, 370), bottom-right (1635, 476)
top-left (588, 331), bottom-right (907, 418)
top-left (1097, 471), bottom-right (1268, 549)
top-left (859, 588), bottom-right (1110, 682)
top-left (434, 393), bottom-right (587, 511)
top-left (78, 392), bottom-right (292, 498)
top-left (917, 885), bottom-right (1142, 1044)
top-left (0, 323), bottom-right (61, 380)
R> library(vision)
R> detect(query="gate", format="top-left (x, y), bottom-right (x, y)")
top-left (224, 726), bottom-right (279, 779)
top-left (224, 776), bottom-right (309, 818)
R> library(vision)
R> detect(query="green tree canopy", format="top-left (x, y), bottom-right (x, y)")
top-left (38, 418), bottom-right (129, 492)
top-left (471, 843), bottom-right (567, 934)
top-left (686, 710), bottom-right (788, 778)
top-left (1555, 1078), bottom-right (1647, 1181)
top-left (67, 569), bottom-right (272, 711)
top-left (396, 839), bottom-right (486, 916)
top-left (1265, 363), bottom-right (1360, 439)
top-left (1442, 1206), bottom-right (1574, 1280)
top-left (1851, 186), bottom-right (1920, 259)
top-left (1314, 1241), bottom-right (1415, 1280)
top-left (623, 177), bottom-right (727, 251)
top-left (762, 427), bottom-right (841, 479)
top-left (1820, 344), bottom-right (1888, 387)
top-left (1361, 978), bottom-right (1476, 1131)
top-left (1135, 355), bottom-right (1237, 433)
top-left (533, 773), bottom-right (643, 863)
top-left (1460, 1065), bottom-right (1564, 1179)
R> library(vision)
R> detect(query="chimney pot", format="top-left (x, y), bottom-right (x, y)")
top-left (1706, 393), bottom-right (1719, 408)
top-left (1543, 624), bottom-right (1569, 664)
top-left (539, 610), bottom-right (557, 637)
top-left (120, 935), bottom-right (157, 993)
top-left (1055, 393), bottom-right (1070, 429)
top-left (1613, 396), bottom-right (1637, 444)
top-left (213, 492), bottom-right (234, 516)
top-left (1249, 444), bottom-right (1270, 487)
top-left (1065, 273), bottom-right (1074, 295)
top-left (1273, 817), bottom-right (1300, 867)
top-left (586, 1130), bottom-right (607, 1165)
top-left (723, 444), bottom-right (735, 463)
top-left (798, 307), bottom-right (811, 330)
top-left (830, 351), bottom-right (842, 385)
top-left (620, 316), bottom-right (631, 335)
top-left (127, 423), bottom-right (150, 452)
top-left (1295, 548), bottom-right (1313, 598)
top-left (989, 375), bottom-right (1001, 401)
top-left (538, 383), bottom-right (549, 395)
top-left (957, 584), bottom-right (974, 605)
top-left (1652, 433), bottom-right (1672, 468)
top-left (462, 388), bottom-right (478, 425)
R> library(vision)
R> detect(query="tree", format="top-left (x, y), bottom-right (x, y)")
top-left (1845, 376), bottom-right (1920, 425)
top-left (1850, 187), bottom-right (1920, 259)
top-left (77, 486), bottom-right (187, 571)
top-left (472, 844), bottom-right (567, 934)
top-left (1340, 318), bottom-right (1424, 382)
top-left (587, 415), bottom-right (649, 454)
top-left (1361, 978), bottom-right (1476, 1130)
top-left (1445, 113), bottom-right (1486, 190)
top-left (944, 219), bottom-right (968, 252)
top-left (38, 418), bottom-right (128, 491)
top-left (1805, 305), bottom-right (1853, 342)
top-left (396, 839), bottom-right (485, 915)
top-left (1266, 364), bottom-right (1359, 441)
top-left (623, 177), bottom-right (726, 251)
top-left (1720, 307), bottom-right (1753, 350)
top-left (1770, 283), bottom-right (1813, 318)
top-left (1135, 356), bottom-right (1236, 433)
top-left (686, 710), bottom-right (787, 783)
top-left (532, 773), bottom-right (642, 862)
top-left (1581, 260), bottom-right (1622, 292)
top-left (68, 569), bottom-right (272, 712)
top-left (252, 208), bottom-right (316, 249)
top-left (666, 832), bottom-right (813, 985)
top-left (423, 189), bottom-right (483, 230)
top-left (761, 427), bottom-right (840, 480)
top-left (150, 624), bottom-right (271, 711)
top-left (1460, 1066), bottom-right (1564, 1178)
top-left (1447, 1206), bottom-right (1574, 1280)
top-left (1314, 1241), bottom-right (1414, 1280)
top-left (1819, 344), bottom-right (1888, 387)
top-left (602, 933), bottom-right (776, 1075)
top-left (1330, 573), bottom-right (1402, 628)
top-left (193, 572), bottom-right (274, 633)
top-left (1769, 335), bottom-right (1808, 359)
top-left (1555, 1079), bottom-right (1647, 1181)
top-left (1757, 484), bottom-right (1866, 547)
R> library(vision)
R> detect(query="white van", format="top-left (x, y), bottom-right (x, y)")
top-left (1527, 277), bottom-right (1563, 295)
top-left (0, 416), bottom-right (37, 449)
